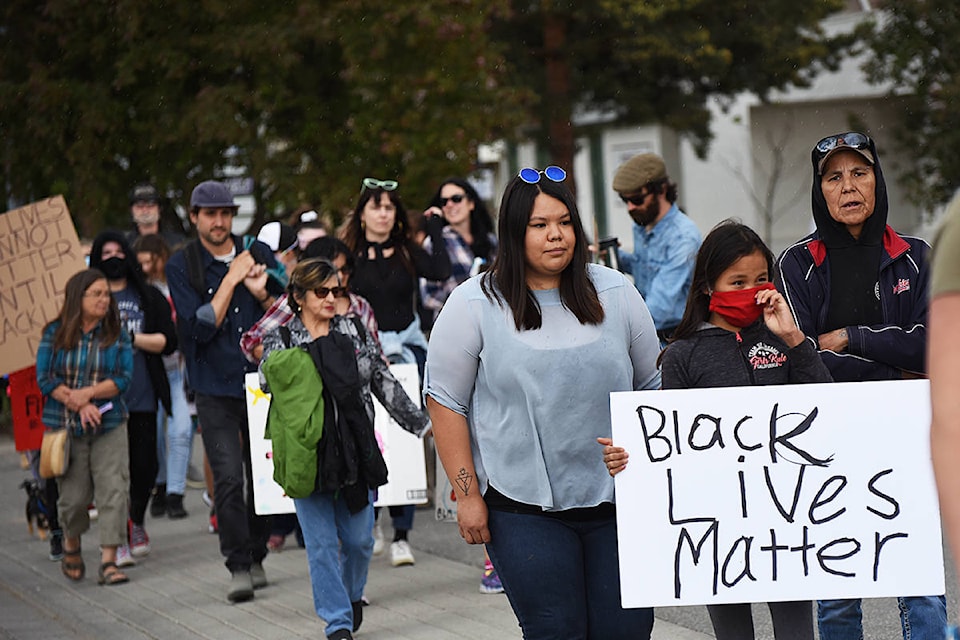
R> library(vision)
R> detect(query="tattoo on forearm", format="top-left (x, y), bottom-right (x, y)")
top-left (456, 467), bottom-right (473, 496)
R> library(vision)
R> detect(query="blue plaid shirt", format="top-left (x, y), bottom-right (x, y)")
top-left (36, 321), bottom-right (133, 435)
top-left (618, 204), bottom-right (701, 332)
top-left (420, 227), bottom-right (497, 323)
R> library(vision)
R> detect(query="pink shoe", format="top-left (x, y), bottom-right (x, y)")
top-left (267, 534), bottom-right (285, 552)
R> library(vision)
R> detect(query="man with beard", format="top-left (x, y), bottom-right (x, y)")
top-left (612, 153), bottom-right (701, 345)
top-left (126, 183), bottom-right (186, 249)
top-left (166, 180), bottom-right (284, 602)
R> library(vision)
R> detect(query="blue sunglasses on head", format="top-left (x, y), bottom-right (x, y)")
top-left (518, 166), bottom-right (566, 184)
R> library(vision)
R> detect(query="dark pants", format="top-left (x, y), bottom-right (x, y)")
top-left (127, 411), bottom-right (158, 526)
top-left (486, 508), bottom-right (654, 640)
top-left (196, 394), bottom-right (271, 572)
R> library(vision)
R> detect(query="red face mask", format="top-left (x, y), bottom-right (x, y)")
top-left (708, 283), bottom-right (776, 328)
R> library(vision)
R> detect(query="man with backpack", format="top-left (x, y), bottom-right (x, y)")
top-left (165, 180), bottom-right (285, 603)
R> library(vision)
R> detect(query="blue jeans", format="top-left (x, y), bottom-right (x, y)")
top-left (295, 491), bottom-right (374, 635)
top-left (817, 596), bottom-right (946, 640)
top-left (485, 508), bottom-right (653, 640)
top-left (155, 364), bottom-right (193, 495)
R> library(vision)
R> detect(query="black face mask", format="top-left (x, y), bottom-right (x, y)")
top-left (99, 256), bottom-right (128, 280)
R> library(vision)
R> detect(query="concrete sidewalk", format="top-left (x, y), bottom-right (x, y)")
top-left (0, 435), bottom-right (709, 639)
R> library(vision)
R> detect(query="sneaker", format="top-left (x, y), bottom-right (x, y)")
top-left (479, 567), bottom-right (504, 594)
top-left (48, 530), bottom-right (64, 562)
top-left (326, 629), bottom-right (353, 640)
top-left (267, 534), bottom-right (285, 552)
top-left (201, 489), bottom-right (213, 508)
top-left (149, 484), bottom-right (167, 518)
top-left (389, 540), bottom-right (415, 567)
top-left (208, 508), bottom-right (218, 534)
top-left (129, 522), bottom-right (151, 557)
top-left (227, 570), bottom-right (254, 603)
top-left (116, 544), bottom-right (137, 567)
top-left (371, 523), bottom-right (385, 556)
top-left (87, 503), bottom-right (98, 520)
top-left (166, 493), bottom-right (188, 519)
top-left (250, 562), bottom-right (268, 589)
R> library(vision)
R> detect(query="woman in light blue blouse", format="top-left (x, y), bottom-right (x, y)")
top-left (425, 167), bottom-right (661, 639)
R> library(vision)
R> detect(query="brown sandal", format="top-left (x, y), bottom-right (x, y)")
top-left (97, 561), bottom-right (129, 586)
top-left (61, 547), bottom-right (84, 581)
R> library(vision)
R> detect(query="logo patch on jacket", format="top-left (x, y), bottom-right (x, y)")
top-left (893, 278), bottom-right (911, 295)
top-left (748, 342), bottom-right (787, 370)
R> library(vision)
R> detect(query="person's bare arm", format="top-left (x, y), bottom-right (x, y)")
top-left (929, 293), bottom-right (960, 582)
top-left (427, 397), bottom-right (489, 544)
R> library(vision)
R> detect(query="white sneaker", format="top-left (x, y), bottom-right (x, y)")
top-left (116, 544), bottom-right (137, 567)
top-left (390, 540), bottom-right (415, 567)
top-left (372, 523), bottom-right (385, 556)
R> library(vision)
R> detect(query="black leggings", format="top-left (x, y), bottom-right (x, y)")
top-left (127, 411), bottom-right (158, 526)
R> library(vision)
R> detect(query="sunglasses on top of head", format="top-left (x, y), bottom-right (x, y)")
top-left (313, 286), bottom-right (347, 299)
top-left (518, 165), bottom-right (566, 185)
top-left (438, 193), bottom-right (466, 206)
top-left (362, 177), bottom-right (398, 191)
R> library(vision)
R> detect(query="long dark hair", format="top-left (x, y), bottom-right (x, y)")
top-left (427, 177), bottom-right (496, 261)
top-left (51, 268), bottom-right (122, 350)
top-left (481, 173), bottom-right (602, 330)
top-left (340, 186), bottom-right (417, 276)
top-left (668, 220), bottom-right (774, 346)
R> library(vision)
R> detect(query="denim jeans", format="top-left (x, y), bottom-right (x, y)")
top-left (195, 394), bottom-right (271, 572)
top-left (295, 491), bottom-right (374, 635)
top-left (485, 508), bottom-right (654, 640)
top-left (155, 364), bottom-right (193, 495)
top-left (817, 596), bottom-right (947, 640)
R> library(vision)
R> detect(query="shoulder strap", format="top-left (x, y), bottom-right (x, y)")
top-left (350, 316), bottom-right (366, 340)
top-left (279, 325), bottom-right (292, 349)
top-left (184, 240), bottom-right (206, 298)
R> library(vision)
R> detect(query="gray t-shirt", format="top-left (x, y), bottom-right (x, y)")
top-left (425, 263), bottom-right (661, 511)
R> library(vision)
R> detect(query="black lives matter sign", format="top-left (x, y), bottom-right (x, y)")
top-left (0, 196), bottom-right (85, 376)
top-left (610, 380), bottom-right (944, 607)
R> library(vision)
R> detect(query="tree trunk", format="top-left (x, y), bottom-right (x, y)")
top-left (542, 9), bottom-right (576, 196)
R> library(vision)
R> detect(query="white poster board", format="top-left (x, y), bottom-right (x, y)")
top-left (610, 380), bottom-right (944, 608)
top-left (245, 364), bottom-right (427, 515)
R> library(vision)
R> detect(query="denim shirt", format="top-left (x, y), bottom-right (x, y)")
top-left (166, 236), bottom-right (282, 399)
top-left (618, 204), bottom-right (701, 331)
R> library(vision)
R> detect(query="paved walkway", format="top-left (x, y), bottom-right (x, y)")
top-left (0, 436), bottom-right (708, 639)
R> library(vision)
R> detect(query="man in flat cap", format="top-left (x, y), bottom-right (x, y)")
top-left (612, 153), bottom-right (701, 344)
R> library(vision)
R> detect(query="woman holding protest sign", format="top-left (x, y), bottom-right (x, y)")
top-left (36, 268), bottom-right (134, 586)
top-left (601, 220), bottom-right (832, 640)
top-left (426, 166), bottom-right (662, 639)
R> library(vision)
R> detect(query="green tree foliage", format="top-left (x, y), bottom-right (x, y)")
top-left (0, 1), bottom-right (530, 234)
top-left (492, 0), bottom-right (850, 189)
top-left (857, 1), bottom-right (960, 209)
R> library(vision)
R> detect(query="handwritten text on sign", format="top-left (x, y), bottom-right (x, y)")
top-left (0, 196), bottom-right (85, 376)
top-left (610, 380), bottom-right (944, 608)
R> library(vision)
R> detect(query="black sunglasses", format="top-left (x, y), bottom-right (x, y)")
top-left (313, 286), bottom-right (347, 299)
top-left (438, 193), bottom-right (466, 206)
top-left (619, 192), bottom-right (650, 206)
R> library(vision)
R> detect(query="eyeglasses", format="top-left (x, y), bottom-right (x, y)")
top-left (313, 286), bottom-right (347, 299)
top-left (438, 193), bottom-right (466, 206)
top-left (518, 165), bottom-right (566, 185)
top-left (362, 178), bottom-right (398, 191)
top-left (814, 132), bottom-right (871, 155)
top-left (620, 192), bottom-right (650, 206)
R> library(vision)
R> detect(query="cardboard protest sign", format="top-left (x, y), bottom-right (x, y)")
top-left (246, 363), bottom-right (427, 515)
top-left (0, 196), bottom-right (86, 377)
top-left (611, 379), bottom-right (944, 608)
